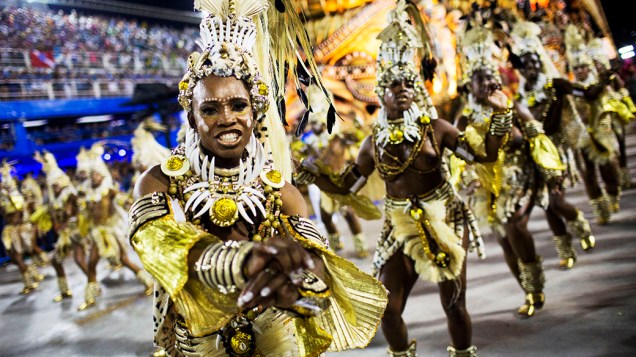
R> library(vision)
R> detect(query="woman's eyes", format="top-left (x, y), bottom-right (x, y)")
top-left (201, 106), bottom-right (218, 115)
top-left (232, 102), bottom-right (248, 112)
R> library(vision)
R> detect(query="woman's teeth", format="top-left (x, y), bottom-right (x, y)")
top-left (219, 132), bottom-right (239, 143)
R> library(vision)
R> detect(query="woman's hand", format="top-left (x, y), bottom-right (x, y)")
top-left (239, 236), bottom-right (315, 309)
top-left (485, 87), bottom-right (510, 112)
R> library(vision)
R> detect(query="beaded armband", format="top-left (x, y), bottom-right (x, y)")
top-left (454, 132), bottom-right (476, 162)
top-left (195, 241), bottom-right (254, 294)
top-left (290, 270), bottom-right (332, 317)
top-left (128, 192), bottom-right (170, 242)
top-left (293, 159), bottom-right (319, 185)
top-left (489, 109), bottom-right (514, 136)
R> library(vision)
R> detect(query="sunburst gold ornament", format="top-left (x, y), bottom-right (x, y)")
top-left (410, 207), bottom-right (423, 221)
top-left (210, 197), bottom-right (239, 226)
top-left (161, 155), bottom-right (190, 177)
top-left (260, 170), bottom-right (285, 189)
top-left (389, 128), bottom-right (404, 144)
top-left (230, 330), bottom-right (252, 354)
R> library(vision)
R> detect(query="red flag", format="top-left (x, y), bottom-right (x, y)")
top-left (30, 50), bottom-right (55, 68)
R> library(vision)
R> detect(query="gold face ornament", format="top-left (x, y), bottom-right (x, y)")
top-left (210, 197), bottom-right (239, 227)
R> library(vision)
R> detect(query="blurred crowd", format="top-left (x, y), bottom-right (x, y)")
top-left (0, 5), bottom-right (197, 100)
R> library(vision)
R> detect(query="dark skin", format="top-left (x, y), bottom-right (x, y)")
top-left (514, 52), bottom-right (579, 236)
top-left (0, 208), bottom-right (30, 277)
top-left (571, 64), bottom-right (621, 202)
top-left (457, 69), bottom-right (541, 287)
top-left (134, 75), bottom-right (325, 311)
top-left (310, 77), bottom-right (509, 351)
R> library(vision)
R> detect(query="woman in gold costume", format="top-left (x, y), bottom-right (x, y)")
top-left (129, 0), bottom-right (387, 355)
top-left (297, 2), bottom-right (511, 355)
top-left (456, 24), bottom-right (566, 318)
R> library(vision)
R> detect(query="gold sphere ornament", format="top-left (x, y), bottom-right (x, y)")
top-left (389, 129), bottom-right (404, 144)
top-left (230, 331), bottom-right (253, 355)
top-left (419, 115), bottom-right (431, 125)
top-left (435, 252), bottom-right (450, 268)
top-left (210, 197), bottom-right (239, 227)
top-left (409, 207), bottom-right (423, 221)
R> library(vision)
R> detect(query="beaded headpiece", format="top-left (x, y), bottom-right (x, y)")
top-left (34, 151), bottom-right (72, 190)
top-left (131, 120), bottom-right (171, 170)
top-left (587, 37), bottom-right (610, 70)
top-left (564, 24), bottom-right (594, 69)
top-left (458, 25), bottom-right (501, 86)
top-left (375, 0), bottom-right (437, 118)
top-left (178, 0), bottom-right (333, 180)
top-left (509, 21), bottom-right (561, 77)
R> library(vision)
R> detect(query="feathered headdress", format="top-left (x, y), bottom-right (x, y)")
top-left (458, 25), bottom-right (501, 86)
top-left (86, 142), bottom-right (112, 179)
top-left (375, 0), bottom-right (437, 118)
top-left (587, 37), bottom-right (610, 70)
top-left (178, 0), bottom-right (335, 180)
top-left (131, 119), bottom-right (171, 170)
top-left (34, 151), bottom-right (72, 190)
top-left (75, 147), bottom-right (91, 175)
top-left (0, 160), bottom-right (25, 213)
top-left (564, 24), bottom-right (594, 70)
top-left (509, 21), bottom-right (561, 77)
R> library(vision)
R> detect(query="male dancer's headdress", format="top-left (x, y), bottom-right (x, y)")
top-left (179, 0), bottom-right (333, 180)
top-left (131, 119), bottom-right (171, 170)
top-left (564, 24), bottom-right (595, 70)
top-left (373, 0), bottom-right (438, 147)
top-left (0, 160), bottom-right (25, 213)
top-left (34, 151), bottom-right (76, 202)
top-left (509, 21), bottom-right (561, 77)
top-left (587, 37), bottom-right (610, 70)
top-left (457, 24), bottom-right (501, 85)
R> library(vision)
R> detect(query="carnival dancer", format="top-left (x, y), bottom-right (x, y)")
top-left (508, 21), bottom-right (595, 269)
top-left (21, 173), bottom-right (51, 267)
top-left (587, 37), bottom-right (636, 189)
top-left (297, 2), bottom-right (511, 355)
top-left (130, 119), bottom-right (172, 187)
top-left (129, 0), bottom-right (388, 355)
top-left (33, 151), bottom-right (82, 302)
top-left (456, 23), bottom-right (566, 317)
top-left (299, 94), bottom-right (371, 258)
top-left (0, 161), bottom-right (44, 294)
top-left (79, 143), bottom-right (154, 311)
top-left (564, 25), bottom-right (622, 224)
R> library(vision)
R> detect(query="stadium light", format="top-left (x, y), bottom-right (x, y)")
top-left (618, 45), bottom-right (634, 54)
top-left (621, 50), bottom-right (635, 60)
top-left (118, 149), bottom-right (127, 157)
top-left (104, 153), bottom-right (111, 161)
top-left (23, 120), bottom-right (47, 127)
top-left (76, 115), bottom-right (113, 124)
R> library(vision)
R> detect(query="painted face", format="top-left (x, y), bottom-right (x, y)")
top-left (573, 64), bottom-right (590, 82)
top-left (470, 69), bottom-right (500, 102)
top-left (91, 171), bottom-right (104, 188)
top-left (383, 79), bottom-right (415, 118)
top-left (189, 75), bottom-right (254, 165)
top-left (519, 53), bottom-right (542, 83)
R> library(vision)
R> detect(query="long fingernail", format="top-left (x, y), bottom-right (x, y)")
top-left (261, 287), bottom-right (271, 297)
top-left (238, 291), bottom-right (254, 306)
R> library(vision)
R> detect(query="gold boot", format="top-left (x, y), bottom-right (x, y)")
top-left (78, 282), bottom-right (100, 311)
top-left (552, 234), bottom-right (576, 269)
top-left (448, 345), bottom-right (478, 357)
top-left (328, 233), bottom-right (344, 252)
top-left (517, 258), bottom-right (545, 318)
top-left (567, 209), bottom-right (595, 252)
top-left (388, 340), bottom-right (417, 357)
top-left (620, 167), bottom-right (632, 189)
top-left (136, 270), bottom-right (155, 295)
top-left (352, 233), bottom-right (369, 258)
top-left (27, 264), bottom-right (44, 282)
top-left (590, 196), bottom-right (611, 225)
top-left (53, 277), bottom-right (73, 302)
top-left (20, 271), bottom-right (39, 294)
top-left (607, 192), bottom-right (621, 214)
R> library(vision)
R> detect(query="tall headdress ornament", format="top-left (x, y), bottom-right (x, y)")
top-left (75, 146), bottom-right (91, 175)
top-left (564, 24), bottom-right (595, 70)
top-left (374, 0), bottom-right (438, 147)
top-left (458, 24), bottom-right (501, 86)
top-left (131, 119), bottom-right (171, 170)
top-left (179, 0), bottom-right (334, 180)
top-left (587, 37), bottom-right (610, 70)
top-left (509, 21), bottom-right (561, 77)
top-left (0, 160), bottom-right (25, 213)
top-left (34, 151), bottom-right (72, 190)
